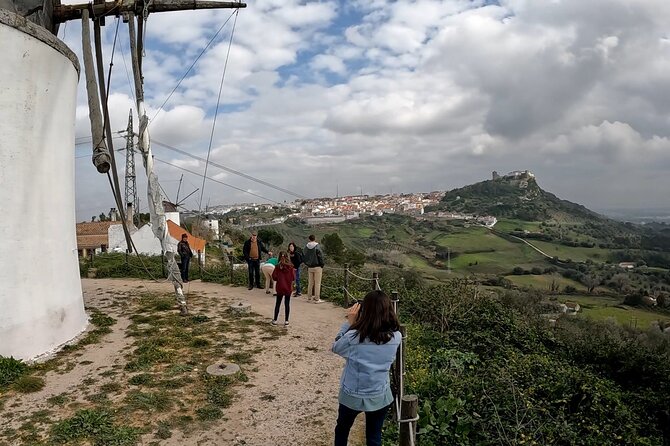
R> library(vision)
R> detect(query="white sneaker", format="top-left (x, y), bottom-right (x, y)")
top-left (284, 321), bottom-right (290, 326)
top-left (314, 299), bottom-right (325, 304)
top-left (271, 320), bottom-right (277, 326)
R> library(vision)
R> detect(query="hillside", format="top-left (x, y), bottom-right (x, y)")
top-left (430, 171), bottom-right (647, 250)
top-left (436, 172), bottom-right (599, 222)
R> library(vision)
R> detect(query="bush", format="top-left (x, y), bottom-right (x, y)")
top-left (13, 375), bottom-right (45, 393)
top-left (0, 356), bottom-right (28, 388)
top-left (385, 279), bottom-right (670, 445)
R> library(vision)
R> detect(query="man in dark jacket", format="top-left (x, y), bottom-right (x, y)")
top-left (243, 232), bottom-right (271, 290)
top-left (303, 234), bottom-right (325, 303)
top-left (177, 234), bottom-right (193, 282)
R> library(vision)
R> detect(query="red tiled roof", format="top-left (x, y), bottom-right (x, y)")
top-left (166, 220), bottom-right (206, 252)
top-left (76, 221), bottom-right (116, 236)
top-left (76, 221), bottom-right (117, 249)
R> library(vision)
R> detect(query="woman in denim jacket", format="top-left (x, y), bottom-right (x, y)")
top-left (332, 290), bottom-right (401, 446)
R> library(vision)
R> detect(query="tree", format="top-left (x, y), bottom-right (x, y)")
top-left (322, 233), bottom-right (345, 259)
top-left (342, 249), bottom-right (365, 268)
top-left (257, 229), bottom-right (283, 249)
top-left (582, 274), bottom-right (601, 294)
top-left (611, 273), bottom-right (630, 294)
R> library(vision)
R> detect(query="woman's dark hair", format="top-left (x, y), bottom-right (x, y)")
top-left (350, 291), bottom-right (400, 344)
top-left (288, 242), bottom-right (296, 252)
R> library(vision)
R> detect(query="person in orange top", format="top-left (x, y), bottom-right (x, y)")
top-left (271, 251), bottom-right (296, 326)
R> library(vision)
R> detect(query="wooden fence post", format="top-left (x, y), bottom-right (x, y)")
top-left (343, 263), bottom-right (350, 306)
top-left (372, 272), bottom-right (379, 291)
top-left (229, 254), bottom-right (235, 284)
top-left (399, 395), bottom-right (418, 446)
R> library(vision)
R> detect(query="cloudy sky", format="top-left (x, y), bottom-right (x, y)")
top-left (62, 0), bottom-right (670, 220)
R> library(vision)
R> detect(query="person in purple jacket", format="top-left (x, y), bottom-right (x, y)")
top-left (331, 291), bottom-right (402, 446)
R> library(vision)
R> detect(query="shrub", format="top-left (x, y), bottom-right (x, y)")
top-left (0, 356), bottom-right (28, 388)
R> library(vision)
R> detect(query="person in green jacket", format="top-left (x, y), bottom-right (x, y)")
top-left (261, 256), bottom-right (278, 294)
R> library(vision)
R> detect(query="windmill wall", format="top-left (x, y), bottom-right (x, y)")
top-left (0, 10), bottom-right (87, 360)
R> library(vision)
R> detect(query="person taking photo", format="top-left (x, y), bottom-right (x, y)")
top-left (331, 290), bottom-right (401, 446)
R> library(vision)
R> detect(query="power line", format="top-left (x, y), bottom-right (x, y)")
top-left (199, 10), bottom-right (238, 213)
top-left (148, 10), bottom-right (238, 125)
top-left (153, 157), bottom-right (281, 204)
top-left (151, 139), bottom-right (306, 199)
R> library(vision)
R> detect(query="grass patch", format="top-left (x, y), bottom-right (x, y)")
top-left (128, 373), bottom-right (154, 386)
top-left (155, 421), bottom-right (172, 439)
top-left (0, 356), bottom-right (28, 388)
top-left (195, 405), bottom-right (223, 421)
top-left (124, 390), bottom-right (174, 413)
top-left (227, 351), bottom-right (254, 364)
top-left (90, 311), bottom-right (116, 327)
top-left (100, 382), bottom-right (123, 393)
top-left (190, 338), bottom-right (211, 348)
top-left (50, 409), bottom-right (139, 446)
top-left (125, 341), bottom-right (174, 372)
top-left (46, 393), bottom-right (69, 406)
top-left (13, 375), bottom-right (45, 393)
top-left (204, 376), bottom-right (233, 408)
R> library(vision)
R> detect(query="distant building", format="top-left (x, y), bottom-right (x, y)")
top-left (204, 219), bottom-right (220, 239)
top-left (76, 221), bottom-right (116, 257)
top-left (565, 302), bottom-right (581, 314)
top-left (618, 262), bottom-right (636, 270)
top-left (304, 215), bottom-right (347, 225)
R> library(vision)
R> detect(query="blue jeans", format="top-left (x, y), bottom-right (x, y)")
top-left (334, 403), bottom-right (390, 446)
top-left (247, 259), bottom-right (261, 288)
top-left (295, 266), bottom-right (301, 294)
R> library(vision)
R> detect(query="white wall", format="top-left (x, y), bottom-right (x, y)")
top-left (0, 13), bottom-right (88, 360)
top-left (205, 219), bottom-right (220, 238)
top-left (165, 212), bottom-right (180, 226)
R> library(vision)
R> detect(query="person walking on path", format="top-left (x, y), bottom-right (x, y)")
top-left (288, 242), bottom-right (303, 297)
top-left (243, 232), bottom-right (271, 290)
top-left (261, 256), bottom-right (278, 294)
top-left (331, 291), bottom-right (401, 446)
top-left (303, 234), bottom-right (324, 303)
top-left (271, 251), bottom-right (295, 326)
top-left (177, 234), bottom-right (194, 283)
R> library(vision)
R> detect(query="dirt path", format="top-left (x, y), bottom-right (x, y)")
top-left (1, 278), bottom-right (364, 446)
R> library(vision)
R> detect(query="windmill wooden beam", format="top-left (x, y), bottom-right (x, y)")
top-left (54, 0), bottom-right (246, 23)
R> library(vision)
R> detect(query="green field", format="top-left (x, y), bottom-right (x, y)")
top-left (528, 240), bottom-right (612, 262)
top-left (506, 274), bottom-right (586, 292)
top-left (494, 218), bottom-right (543, 233)
top-left (434, 228), bottom-right (547, 274)
top-left (556, 294), bottom-right (669, 329)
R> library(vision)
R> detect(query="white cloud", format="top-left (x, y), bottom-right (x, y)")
top-left (72, 0), bottom-right (670, 217)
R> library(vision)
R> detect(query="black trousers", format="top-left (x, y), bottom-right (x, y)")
top-left (273, 294), bottom-right (291, 321)
top-left (179, 256), bottom-right (190, 282)
top-left (334, 403), bottom-right (390, 446)
top-left (247, 259), bottom-right (261, 287)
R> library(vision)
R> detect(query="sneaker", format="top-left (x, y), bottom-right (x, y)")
top-left (266, 290), bottom-right (271, 294)
top-left (314, 299), bottom-right (325, 304)
top-left (284, 321), bottom-right (290, 326)
top-left (179, 304), bottom-right (189, 316)
top-left (271, 320), bottom-right (277, 326)
top-left (248, 286), bottom-right (253, 290)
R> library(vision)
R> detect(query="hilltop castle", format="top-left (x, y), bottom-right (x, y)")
top-left (492, 170), bottom-right (535, 189)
